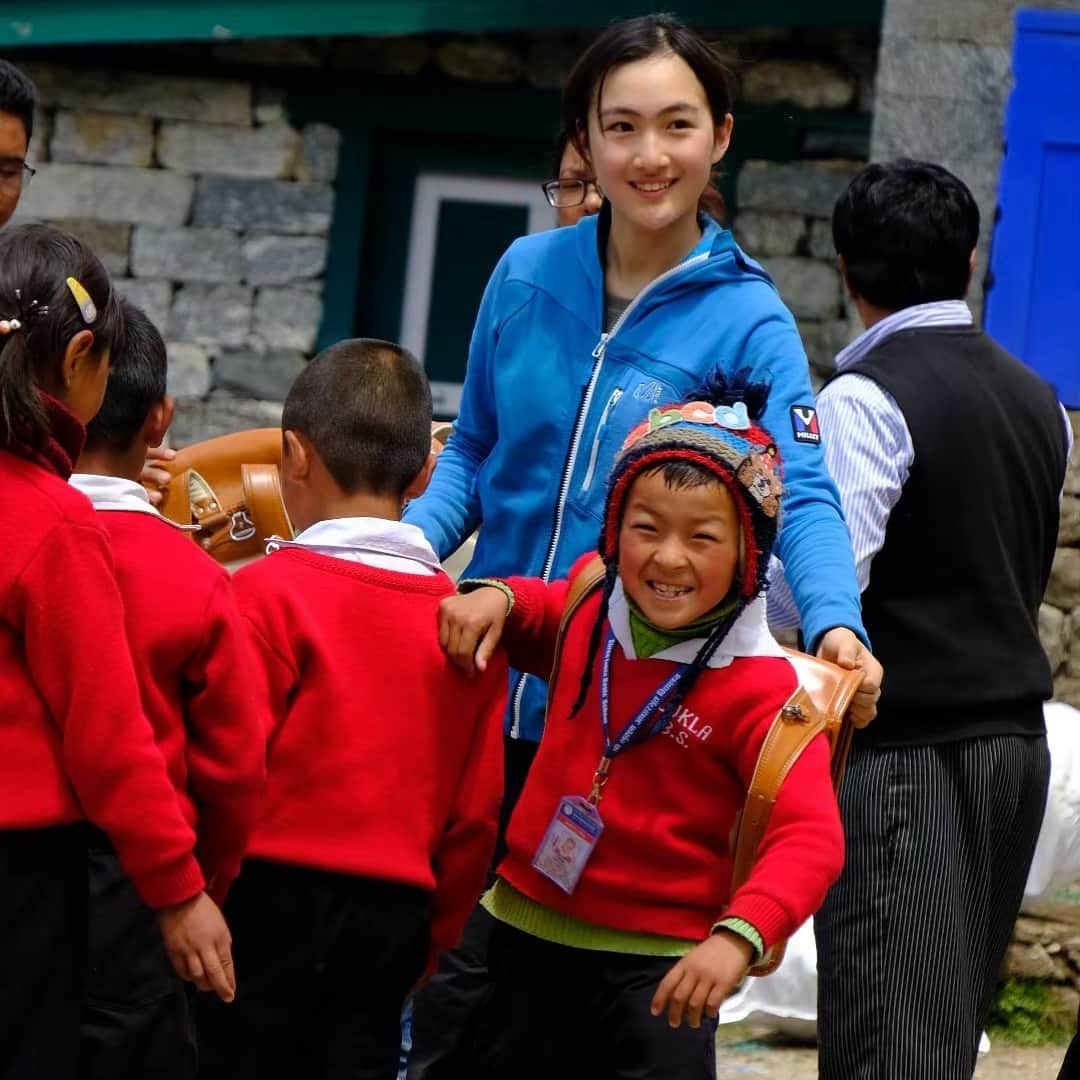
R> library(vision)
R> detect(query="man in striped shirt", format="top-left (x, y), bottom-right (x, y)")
top-left (770, 159), bottom-right (1071, 1079)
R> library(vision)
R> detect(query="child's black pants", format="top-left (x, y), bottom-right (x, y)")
top-left (198, 859), bottom-right (429, 1080)
top-left (80, 835), bottom-right (195, 1080)
top-left (429, 918), bottom-right (717, 1080)
top-left (0, 825), bottom-right (87, 1080)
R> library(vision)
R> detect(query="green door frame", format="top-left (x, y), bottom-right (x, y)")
top-left (3, 0), bottom-right (882, 48)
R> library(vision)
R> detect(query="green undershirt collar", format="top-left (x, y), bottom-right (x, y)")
top-left (626, 594), bottom-right (738, 658)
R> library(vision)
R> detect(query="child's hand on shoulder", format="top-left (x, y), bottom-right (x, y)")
top-left (651, 930), bottom-right (754, 1029)
top-left (157, 891), bottom-right (236, 1003)
top-left (438, 587), bottom-right (509, 678)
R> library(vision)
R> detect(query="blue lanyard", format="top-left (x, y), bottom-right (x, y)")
top-left (598, 629), bottom-right (686, 760)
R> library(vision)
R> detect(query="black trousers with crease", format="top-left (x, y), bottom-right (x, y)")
top-left (198, 859), bottom-right (430, 1080)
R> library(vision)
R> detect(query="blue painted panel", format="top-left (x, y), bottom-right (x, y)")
top-left (986, 8), bottom-right (1080, 406)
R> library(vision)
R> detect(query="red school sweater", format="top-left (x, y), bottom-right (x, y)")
top-left (92, 507), bottom-right (266, 901)
top-left (497, 562), bottom-right (845, 950)
top-left (0, 452), bottom-right (204, 909)
top-left (233, 547), bottom-right (507, 955)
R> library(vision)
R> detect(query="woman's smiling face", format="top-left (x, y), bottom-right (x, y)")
top-left (585, 50), bottom-right (731, 237)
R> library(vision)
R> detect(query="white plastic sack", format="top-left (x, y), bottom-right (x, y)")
top-left (1024, 701), bottom-right (1080, 903)
top-left (715, 919), bottom-right (818, 1040)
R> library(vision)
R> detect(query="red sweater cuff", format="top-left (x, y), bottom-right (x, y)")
top-left (132, 854), bottom-right (206, 910)
top-left (720, 891), bottom-right (795, 953)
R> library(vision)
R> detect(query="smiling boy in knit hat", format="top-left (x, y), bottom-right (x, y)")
top-left (436, 379), bottom-right (846, 1080)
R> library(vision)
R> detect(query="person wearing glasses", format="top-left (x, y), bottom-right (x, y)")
top-left (544, 131), bottom-right (603, 228)
top-left (0, 61), bottom-right (37, 232)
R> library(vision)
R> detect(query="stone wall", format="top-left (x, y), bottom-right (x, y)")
top-left (1002, 900), bottom-right (1080, 1029)
top-left (17, 61), bottom-right (341, 445)
top-left (732, 159), bottom-right (863, 387)
top-left (1044, 411), bottom-right (1080, 709)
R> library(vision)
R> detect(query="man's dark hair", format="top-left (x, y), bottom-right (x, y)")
top-left (0, 60), bottom-right (38, 145)
top-left (832, 159), bottom-right (980, 311)
top-left (282, 338), bottom-right (432, 497)
top-left (85, 299), bottom-right (166, 452)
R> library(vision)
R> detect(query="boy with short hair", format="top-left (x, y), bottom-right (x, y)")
top-left (71, 301), bottom-right (266, 1080)
top-left (198, 339), bottom-right (506, 1080)
top-left (435, 382), bottom-right (845, 1080)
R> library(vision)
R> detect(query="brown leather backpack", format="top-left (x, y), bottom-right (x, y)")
top-left (146, 428), bottom-right (293, 564)
top-left (146, 423), bottom-right (458, 566)
top-left (556, 556), bottom-right (867, 977)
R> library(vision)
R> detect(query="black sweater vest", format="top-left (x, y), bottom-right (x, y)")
top-left (840, 326), bottom-right (1067, 746)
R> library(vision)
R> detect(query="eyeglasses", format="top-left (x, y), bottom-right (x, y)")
top-left (0, 160), bottom-right (35, 189)
top-left (542, 177), bottom-right (598, 209)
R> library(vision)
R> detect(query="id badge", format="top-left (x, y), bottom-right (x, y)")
top-left (531, 795), bottom-right (604, 895)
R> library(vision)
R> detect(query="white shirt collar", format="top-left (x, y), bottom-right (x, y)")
top-left (69, 473), bottom-right (165, 518)
top-left (835, 300), bottom-right (973, 372)
top-left (607, 578), bottom-right (788, 668)
top-left (268, 517), bottom-right (442, 577)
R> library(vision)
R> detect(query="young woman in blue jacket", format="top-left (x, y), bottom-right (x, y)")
top-left (403, 16), bottom-right (881, 1076)
top-left (405, 14), bottom-right (880, 747)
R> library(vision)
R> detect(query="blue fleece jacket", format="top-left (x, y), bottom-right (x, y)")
top-left (404, 213), bottom-right (865, 741)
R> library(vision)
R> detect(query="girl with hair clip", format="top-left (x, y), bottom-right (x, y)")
top-left (404, 15), bottom-right (880, 1075)
top-left (0, 224), bottom-right (235, 1080)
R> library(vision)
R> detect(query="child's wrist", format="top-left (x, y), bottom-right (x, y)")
top-left (458, 577), bottom-right (514, 616)
top-left (711, 916), bottom-right (763, 962)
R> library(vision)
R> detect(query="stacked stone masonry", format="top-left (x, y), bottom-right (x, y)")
top-left (16, 60), bottom-right (340, 445)
top-left (732, 159), bottom-right (864, 385)
top-left (1002, 901), bottom-right (1080, 1026)
top-left (1043, 410), bottom-right (1080, 709)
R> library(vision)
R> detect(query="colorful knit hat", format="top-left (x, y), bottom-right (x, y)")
top-left (601, 394), bottom-right (783, 603)
top-left (564, 381), bottom-right (784, 725)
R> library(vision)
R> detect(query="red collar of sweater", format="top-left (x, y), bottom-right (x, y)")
top-left (0, 391), bottom-right (86, 479)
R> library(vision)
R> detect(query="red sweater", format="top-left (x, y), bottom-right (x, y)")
top-left (233, 547), bottom-right (506, 955)
top-left (0, 453), bottom-right (204, 908)
top-left (498, 562), bottom-right (844, 949)
top-left (93, 509), bottom-right (266, 901)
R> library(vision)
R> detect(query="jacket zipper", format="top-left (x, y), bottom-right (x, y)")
top-left (509, 251), bottom-right (712, 737)
top-left (581, 387), bottom-right (624, 493)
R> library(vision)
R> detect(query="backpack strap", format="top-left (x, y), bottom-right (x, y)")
top-left (547, 555), bottom-right (608, 688)
top-left (730, 656), bottom-right (863, 977)
top-left (242, 463), bottom-right (293, 546)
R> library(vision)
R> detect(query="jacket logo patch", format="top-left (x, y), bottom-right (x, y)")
top-left (633, 380), bottom-right (664, 404)
top-left (790, 405), bottom-right (821, 445)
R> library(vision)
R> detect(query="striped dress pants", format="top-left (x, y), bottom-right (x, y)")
top-left (816, 734), bottom-right (1050, 1079)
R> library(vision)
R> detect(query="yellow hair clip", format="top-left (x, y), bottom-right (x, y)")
top-left (66, 276), bottom-right (97, 325)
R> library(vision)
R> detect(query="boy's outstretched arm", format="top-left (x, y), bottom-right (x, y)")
top-left (440, 551), bottom-right (603, 678)
top-left (439, 573), bottom-right (571, 679)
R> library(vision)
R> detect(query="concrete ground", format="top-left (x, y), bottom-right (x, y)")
top-left (714, 1026), bottom-right (1068, 1078)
